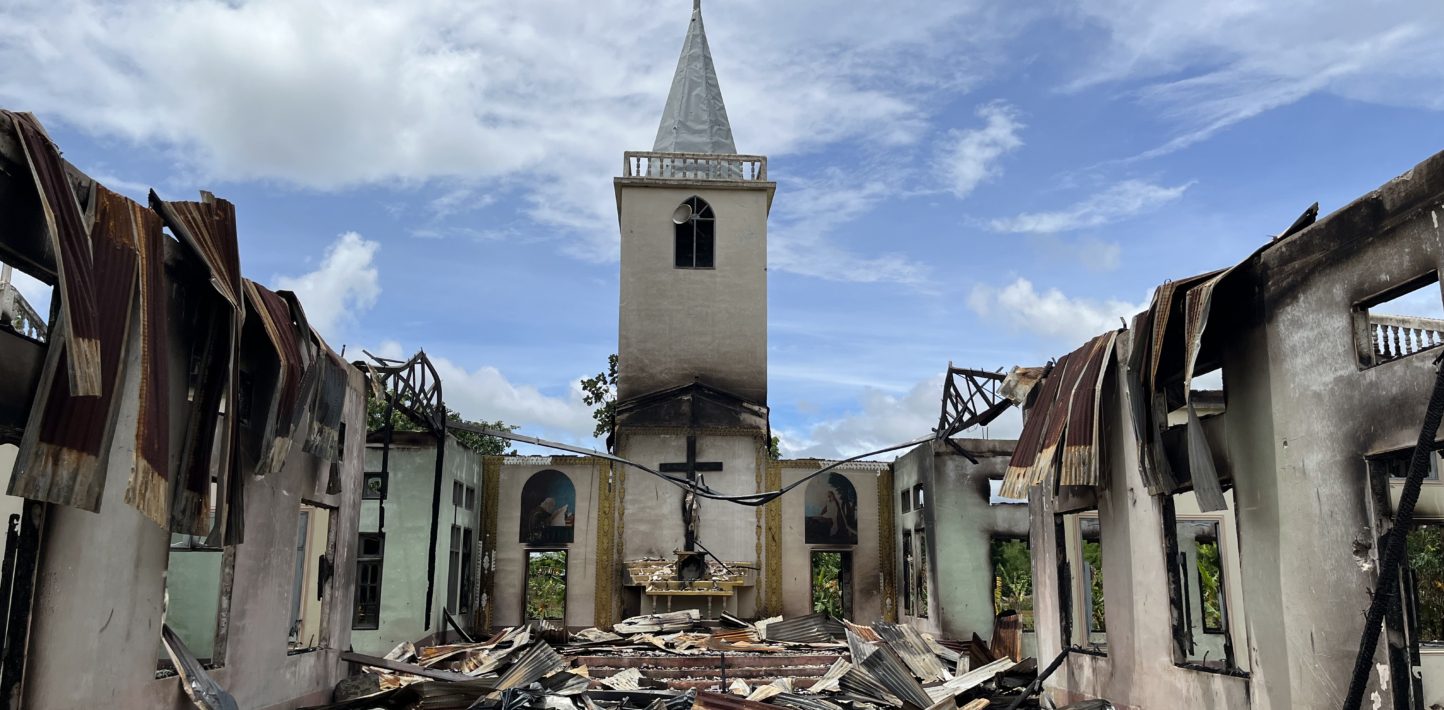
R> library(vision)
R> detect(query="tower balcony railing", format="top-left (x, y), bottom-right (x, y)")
top-left (623, 151), bottom-right (767, 182)
top-left (1368, 312), bottom-right (1444, 364)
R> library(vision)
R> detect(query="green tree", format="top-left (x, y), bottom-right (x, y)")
top-left (811, 552), bottom-right (844, 617)
top-left (1196, 541), bottom-right (1224, 631)
top-left (1083, 541), bottom-right (1106, 633)
top-left (768, 435), bottom-right (782, 460)
top-left (1408, 523), bottom-right (1444, 641)
top-left (580, 354), bottom-right (618, 441)
top-left (525, 551), bottom-right (568, 620)
top-left (365, 392), bottom-right (516, 456)
top-left (991, 538), bottom-right (1034, 630)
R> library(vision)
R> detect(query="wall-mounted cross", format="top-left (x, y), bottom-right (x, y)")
top-left (659, 435), bottom-right (723, 551)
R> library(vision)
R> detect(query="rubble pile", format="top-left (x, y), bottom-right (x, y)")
top-left (310, 612), bottom-right (1098, 710)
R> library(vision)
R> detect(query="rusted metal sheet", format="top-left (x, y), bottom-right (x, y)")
top-left (2, 110), bottom-right (101, 397)
top-left (1059, 332), bottom-right (1117, 488)
top-left (124, 195), bottom-right (173, 526)
top-left (9, 185), bottom-right (137, 512)
top-left (152, 191), bottom-right (245, 541)
top-left (694, 690), bottom-right (781, 710)
top-left (242, 280), bottom-right (306, 476)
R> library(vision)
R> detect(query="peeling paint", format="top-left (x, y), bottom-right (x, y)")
top-left (1353, 536), bottom-right (1376, 573)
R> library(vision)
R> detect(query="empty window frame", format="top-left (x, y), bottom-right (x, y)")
top-left (915, 529), bottom-right (930, 618)
top-left (1161, 488), bottom-right (1248, 673)
top-left (1353, 270), bottom-right (1444, 368)
top-left (913, 484), bottom-right (926, 510)
top-left (673, 196), bottom-right (715, 269)
top-left (991, 537), bottom-right (1035, 630)
top-left (524, 550), bottom-right (567, 623)
top-left (161, 482), bottom-right (228, 671)
top-left (1406, 521), bottom-right (1444, 646)
top-left (1058, 511), bottom-right (1107, 651)
top-left (447, 525), bottom-right (476, 617)
top-left (901, 489), bottom-right (911, 514)
top-left (289, 502), bottom-right (335, 652)
top-left (353, 533), bottom-right (385, 630)
top-left (901, 530), bottom-right (914, 616)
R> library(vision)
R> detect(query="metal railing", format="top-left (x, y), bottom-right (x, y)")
top-left (622, 151), bottom-right (767, 181)
top-left (1369, 313), bottom-right (1444, 363)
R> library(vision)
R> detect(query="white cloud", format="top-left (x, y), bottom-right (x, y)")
top-left (273, 232), bottom-right (380, 341)
top-left (778, 374), bottom-right (1021, 460)
top-left (0, 0), bottom-right (1018, 262)
top-left (989, 179), bottom-right (1193, 234)
top-left (938, 102), bottom-right (1024, 199)
top-left (1066, 1), bottom-right (1444, 156)
top-left (769, 171), bottom-right (929, 285)
top-left (968, 277), bottom-right (1148, 347)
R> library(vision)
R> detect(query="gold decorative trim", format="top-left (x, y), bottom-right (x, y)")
top-left (878, 465), bottom-right (898, 622)
top-left (593, 459), bottom-right (619, 628)
top-left (763, 460), bottom-right (783, 617)
top-left (478, 455), bottom-right (502, 631)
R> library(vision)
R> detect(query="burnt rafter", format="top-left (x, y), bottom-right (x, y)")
top-left (933, 364), bottom-right (1012, 458)
top-left (358, 349), bottom-right (446, 434)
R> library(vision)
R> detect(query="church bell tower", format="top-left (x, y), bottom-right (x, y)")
top-left (607, 1), bottom-right (776, 621)
top-left (614, 0), bottom-right (774, 406)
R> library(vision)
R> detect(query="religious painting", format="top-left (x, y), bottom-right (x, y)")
top-left (804, 473), bottom-right (859, 545)
top-left (519, 470), bottom-right (576, 545)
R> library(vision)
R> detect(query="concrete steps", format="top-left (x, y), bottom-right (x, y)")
top-left (574, 653), bottom-right (842, 692)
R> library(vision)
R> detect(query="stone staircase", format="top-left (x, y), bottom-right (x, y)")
top-left (573, 652), bottom-right (842, 692)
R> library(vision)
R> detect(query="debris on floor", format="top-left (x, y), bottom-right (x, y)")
top-left (307, 612), bottom-right (1082, 709)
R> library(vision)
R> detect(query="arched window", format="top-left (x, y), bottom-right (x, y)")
top-left (804, 473), bottom-right (859, 545)
top-left (673, 196), bottom-right (715, 269)
top-left (519, 470), bottom-right (576, 544)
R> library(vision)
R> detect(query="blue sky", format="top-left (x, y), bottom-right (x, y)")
top-left (2, 0), bottom-right (1441, 457)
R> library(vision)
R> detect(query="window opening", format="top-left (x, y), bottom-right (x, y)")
top-left (1059, 511), bottom-right (1106, 652)
top-left (447, 524), bottom-right (476, 619)
top-left (901, 489), bottom-right (911, 514)
top-left (811, 550), bottom-right (853, 619)
top-left (1353, 270), bottom-right (1444, 368)
top-left (913, 484), bottom-right (926, 510)
top-left (901, 530), bottom-right (914, 616)
top-left (288, 502), bottom-right (335, 653)
top-left (524, 550), bottom-right (567, 624)
top-left (673, 196), bottom-right (715, 269)
top-left (1161, 488), bottom-right (1247, 673)
top-left (1407, 521), bottom-right (1444, 646)
top-left (916, 529), bottom-right (929, 618)
top-left (353, 533), bottom-right (385, 630)
top-left (991, 537), bottom-right (1034, 630)
top-left (989, 479), bottom-right (1027, 505)
top-left (159, 480), bottom-right (227, 673)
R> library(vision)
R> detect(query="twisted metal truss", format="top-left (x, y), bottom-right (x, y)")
top-left (933, 364), bottom-right (1011, 459)
top-left (358, 349), bottom-right (445, 434)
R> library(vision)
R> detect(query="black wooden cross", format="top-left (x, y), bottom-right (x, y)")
top-left (659, 435), bottom-right (723, 551)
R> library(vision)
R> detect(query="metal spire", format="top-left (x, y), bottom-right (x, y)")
top-left (653, 0), bottom-right (737, 154)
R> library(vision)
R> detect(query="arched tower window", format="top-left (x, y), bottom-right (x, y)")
top-left (520, 470), bottom-right (576, 544)
top-left (673, 196), bottom-right (715, 269)
top-left (804, 473), bottom-right (859, 545)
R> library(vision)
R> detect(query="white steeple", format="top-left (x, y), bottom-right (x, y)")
top-left (653, 1), bottom-right (737, 155)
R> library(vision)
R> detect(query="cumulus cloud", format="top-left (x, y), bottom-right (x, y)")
top-left (1066, 1), bottom-right (1444, 156)
top-left (989, 179), bottom-right (1193, 234)
top-left (273, 232), bottom-right (380, 340)
top-left (778, 374), bottom-right (1020, 460)
top-left (968, 277), bottom-right (1148, 346)
top-left (0, 0), bottom-right (1018, 262)
top-left (769, 172), bottom-right (929, 285)
top-left (938, 102), bottom-right (1024, 199)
